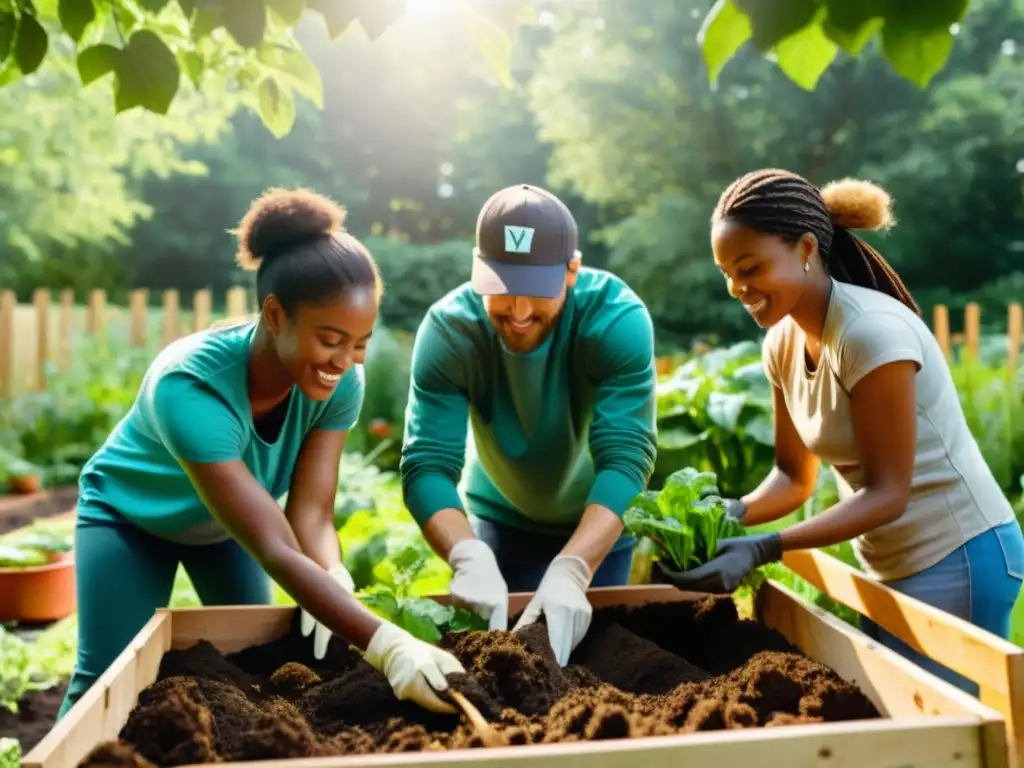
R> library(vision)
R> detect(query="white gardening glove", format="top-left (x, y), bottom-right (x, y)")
top-left (447, 538), bottom-right (509, 630)
top-left (512, 554), bottom-right (592, 666)
top-left (301, 563), bottom-right (355, 660)
top-left (363, 621), bottom-right (466, 713)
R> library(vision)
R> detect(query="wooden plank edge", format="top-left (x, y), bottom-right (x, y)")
top-left (22, 613), bottom-right (171, 768)
top-left (169, 718), bottom-right (983, 768)
top-left (782, 549), bottom-right (1023, 693)
top-left (760, 580), bottom-right (1009, 768)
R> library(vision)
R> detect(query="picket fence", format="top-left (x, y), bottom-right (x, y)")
top-left (0, 287), bottom-right (1022, 396)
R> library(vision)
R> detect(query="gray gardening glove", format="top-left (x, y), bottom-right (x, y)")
top-left (723, 498), bottom-right (747, 522)
top-left (654, 532), bottom-right (782, 594)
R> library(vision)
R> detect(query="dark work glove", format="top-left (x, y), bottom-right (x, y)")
top-left (723, 498), bottom-right (747, 522)
top-left (654, 532), bottom-right (782, 594)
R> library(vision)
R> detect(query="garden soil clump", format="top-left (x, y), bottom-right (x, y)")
top-left (78, 596), bottom-right (880, 766)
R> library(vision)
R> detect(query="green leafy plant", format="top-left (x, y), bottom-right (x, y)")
top-left (356, 541), bottom-right (487, 645)
top-left (0, 737), bottom-right (20, 768)
top-left (0, 520), bottom-right (73, 567)
top-left (0, 626), bottom-right (59, 715)
top-left (624, 467), bottom-right (745, 574)
top-left (654, 341), bottom-right (775, 497)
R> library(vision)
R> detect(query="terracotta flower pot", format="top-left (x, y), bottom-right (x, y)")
top-left (0, 552), bottom-right (76, 623)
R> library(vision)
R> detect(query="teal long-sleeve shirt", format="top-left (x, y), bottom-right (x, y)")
top-left (400, 267), bottom-right (658, 544)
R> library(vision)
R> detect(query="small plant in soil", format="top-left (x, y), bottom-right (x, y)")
top-left (78, 596), bottom-right (880, 767)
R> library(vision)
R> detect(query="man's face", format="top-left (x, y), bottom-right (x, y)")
top-left (483, 260), bottom-right (580, 354)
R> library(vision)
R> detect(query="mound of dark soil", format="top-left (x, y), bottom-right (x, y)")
top-left (77, 597), bottom-right (879, 766)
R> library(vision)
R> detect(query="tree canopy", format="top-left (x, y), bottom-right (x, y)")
top-left (0, 1), bottom-right (982, 139)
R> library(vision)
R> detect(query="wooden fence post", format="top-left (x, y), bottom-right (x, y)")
top-left (162, 289), bottom-right (179, 347)
top-left (933, 304), bottom-right (950, 358)
top-left (1008, 303), bottom-right (1022, 373)
top-left (58, 289), bottom-right (73, 373)
top-left (193, 289), bottom-right (212, 332)
top-left (0, 290), bottom-right (13, 398)
top-left (33, 288), bottom-right (50, 391)
top-left (226, 287), bottom-right (247, 319)
top-left (87, 289), bottom-right (106, 342)
top-left (129, 289), bottom-right (148, 348)
top-left (964, 302), bottom-right (980, 359)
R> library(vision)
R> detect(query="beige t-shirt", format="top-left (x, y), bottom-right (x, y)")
top-left (763, 279), bottom-right (1014, 581)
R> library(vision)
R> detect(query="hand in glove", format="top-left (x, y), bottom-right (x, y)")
top-left (363, 621), bottom-right (466, 713)
top-left (655, 532), bottom-right (782, 594)
top-left (447, 538), bottom-right (509, 630)
top-left (301, 563), bottom-right (355, 660)
top-left (723, 498), bottom-right (747, 522)
top-left (512, 555), bottom-right (592, 666)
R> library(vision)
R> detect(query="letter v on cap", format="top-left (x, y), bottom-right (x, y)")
top-left (504, 225), bottom-right (535, 253)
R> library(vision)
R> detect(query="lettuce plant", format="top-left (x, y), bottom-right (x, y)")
top-left (624, 467), bottom-right (745, 573)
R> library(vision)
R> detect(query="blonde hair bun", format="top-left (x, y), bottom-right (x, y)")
top-left (819, 178), bottom-right (894, 231)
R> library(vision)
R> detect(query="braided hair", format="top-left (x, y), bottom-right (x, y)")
top-left (713, 169), bottom-right (920, 315)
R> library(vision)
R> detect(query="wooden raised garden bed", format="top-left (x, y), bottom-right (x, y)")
top-left (784, 548), bottom-right (1024, 768)
top-left (25, 581), bottom-right (1009, 768)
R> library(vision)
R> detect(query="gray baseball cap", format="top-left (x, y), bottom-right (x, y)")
top-left (471, 184), bottom-right (580, 300)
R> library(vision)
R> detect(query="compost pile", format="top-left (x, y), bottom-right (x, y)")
top-left (78, 597), bottom-right (879, 766)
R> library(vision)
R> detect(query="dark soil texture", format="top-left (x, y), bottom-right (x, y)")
top-left (0, 682), bottom-right (68, 753)
top-left (0, 486), bottom-right (78, 535)
top-left (78, 597), bottom-right (880, 766)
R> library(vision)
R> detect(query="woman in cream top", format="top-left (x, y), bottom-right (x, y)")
top-left (657, 168), bottom-right (1024, 693)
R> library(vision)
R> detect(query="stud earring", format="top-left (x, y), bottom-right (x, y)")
top-left (803, 261), bottom-right (810, 273)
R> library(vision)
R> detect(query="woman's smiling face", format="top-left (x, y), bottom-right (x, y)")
top-left (711, 217), bottom-right (816, 329)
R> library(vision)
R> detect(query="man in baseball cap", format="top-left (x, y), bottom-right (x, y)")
top-left (400, 183), bottom-right (658, 666)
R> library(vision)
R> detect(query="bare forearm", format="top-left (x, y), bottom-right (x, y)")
top-left (422, 508), bottom-right (476, 561)
top-left (740, 466), bottom-right (816, 526)
top-left (779, 487), bottom-right (905, 552)
top-left (561, 504), bottom-right (623, 574)
top-left (291, 512), bottom-right (342, 571)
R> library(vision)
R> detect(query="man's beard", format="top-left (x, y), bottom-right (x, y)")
top-left (495, 311), bottom-right (562, 354)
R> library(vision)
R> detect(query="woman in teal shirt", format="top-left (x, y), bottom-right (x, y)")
top-left (59, 188), bottom-right (464, 718)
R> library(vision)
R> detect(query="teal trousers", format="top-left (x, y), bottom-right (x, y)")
top-left (58, 505), bottom-right (271, 719)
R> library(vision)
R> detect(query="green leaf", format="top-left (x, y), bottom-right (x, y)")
top-left (177, 49), bottom-right (202, 87)
top-left (734, 0), bottom-right (817, 53)
top-left (696, 0), bottom-right (752, 84)
top-left (256, 43), bottom-right (322, 108)
top-left (265, 0), bottom-right (305, 26)
top-left (707, 391), bottom-right (747, 432)
top-left (76, 42), bottom-right (118, 85)
top-left (219, 0), bottom-right (266, 47)
top-left (257, 73), bottom-right (296, 138)
top-left (113, 29), bottom-right (180, 114)
top-left (0, 11), bottom-right (14, 62)
top-left (13, 11), bottom-right (47, 75)
top-left (190, 6), bottom-right (221, 40)
top-left (448, 607), bottom-right (488, 633)
top-left (358, 0), bottom-right (405, 40)
top-left (58, 0), bottom-right (95, 43)
top-left (177, 0), bottom-right (196, 16)
top-left (359, 586), bottom-right (400, 622)
top-left (773, 16), bottom-right (839, 90)
top-left (399, 598), bottom-right (451, 645)
top-left (822, 0), bottom-right (884, 54)
top-left (881, 20), bottom-right (955, 88)
top-left (137, 0), bottom-right (171, 11)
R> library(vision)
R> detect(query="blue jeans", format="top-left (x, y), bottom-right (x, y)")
top-left (469, 515), bottom-right (635, 592)
top-left (860, 520), bottom-right (1024, 695)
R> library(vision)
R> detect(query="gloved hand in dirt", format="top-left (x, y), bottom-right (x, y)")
top-left (447, 538), bottom-right (509, 631)
top-left (655, 532), bottom-right (782, 594)
top-left (302, 563), bottom-right (355, 660)
top-left (363, 621), bottom-right (466, 714)
top-left (512, 554), bottom-right (592, 667)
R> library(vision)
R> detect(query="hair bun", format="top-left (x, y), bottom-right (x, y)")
top-left (234, 187), bottom-right (347, 271)
top-left (819, 178), bottom-right (894, 231)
